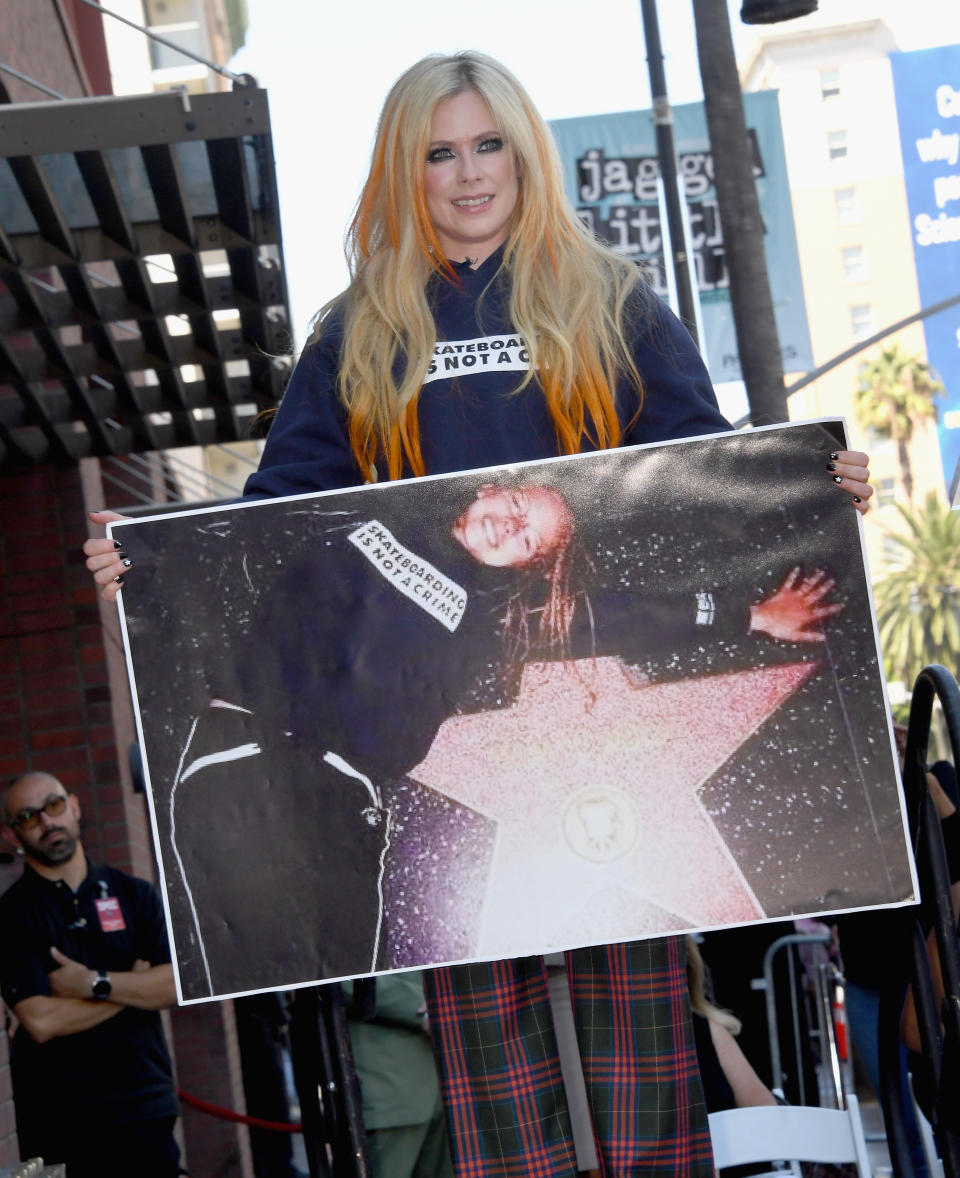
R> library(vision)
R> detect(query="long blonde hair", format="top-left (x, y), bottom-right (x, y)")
top-left (314, 51), bottom-right (647, 481)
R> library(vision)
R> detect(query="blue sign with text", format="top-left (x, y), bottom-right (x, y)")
top-left (550, 91), bottom-right (812, 389)
top-left (891, 46), bottom-right (960, 493)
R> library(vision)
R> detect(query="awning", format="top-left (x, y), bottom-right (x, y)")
top-left (0, 84), bottom-right (291, 469)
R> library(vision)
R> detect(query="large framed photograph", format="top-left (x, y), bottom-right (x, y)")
top-left (113, 419), bottom-right (916, 1003)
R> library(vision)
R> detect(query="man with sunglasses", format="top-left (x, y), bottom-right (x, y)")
top-left (0, 771), bottom-right (180, 1178)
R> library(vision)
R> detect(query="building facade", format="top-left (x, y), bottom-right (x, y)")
top-left (741, 14), bottom-right (952, 579)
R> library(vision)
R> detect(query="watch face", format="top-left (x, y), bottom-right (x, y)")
top-left (93, 974), bottom-right (111, 999)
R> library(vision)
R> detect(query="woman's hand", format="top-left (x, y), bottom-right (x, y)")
top-left (84, 510), bottom-right (132, 602)
top-left (828, 449), bottom-right (872, 514)
top-left (749, 567), bottom-right (843, 643)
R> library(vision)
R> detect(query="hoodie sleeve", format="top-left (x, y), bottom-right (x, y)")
top-left (243, 319), bottom-right (366, 500)
top-left (622, 291), bottom-right (732, 446)
top-left (582, 586), bottom-right (751, 664)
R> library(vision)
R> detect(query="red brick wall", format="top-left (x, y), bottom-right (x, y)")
top-left (3, 0), bottom-right (90, 101)
top-left (0, 464), bottom-right (252, 1176)
top-left (0, 468), bottom-right (119, 845)
top-left (63, 0), bottom-right (113, 96)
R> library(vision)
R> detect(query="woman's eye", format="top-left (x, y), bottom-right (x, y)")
top-left (477, 137), bottom-right (504, 153)
top-left (426, 147), bottom-right (455, 164)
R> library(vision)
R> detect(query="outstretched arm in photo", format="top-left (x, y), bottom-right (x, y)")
top-left (749, 567), bottom-right (843, 643)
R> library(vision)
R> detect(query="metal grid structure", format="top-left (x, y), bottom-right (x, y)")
top-left (0, 83), bottom-right (291, 470)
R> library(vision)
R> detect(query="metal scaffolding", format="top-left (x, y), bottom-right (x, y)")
top-left (0, 84), bottom-right (292, 470)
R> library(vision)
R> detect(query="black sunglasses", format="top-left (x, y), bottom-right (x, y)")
top-left (8, 794), bottom-right (69, 832)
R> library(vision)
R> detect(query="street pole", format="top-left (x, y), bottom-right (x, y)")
top-left (692, 0), bottom-right (789, 424)
top-left (639, 0), bottom-right (700, 347)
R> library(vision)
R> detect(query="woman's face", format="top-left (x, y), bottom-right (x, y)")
top-left (424, 89), bottom-right (519, 266)
top-left (453, 484), bottom-right (572, 568)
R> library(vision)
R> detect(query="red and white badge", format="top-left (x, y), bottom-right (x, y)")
top-left (95, 896), bottom-right (126, 932)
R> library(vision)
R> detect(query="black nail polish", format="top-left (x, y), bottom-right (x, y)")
top-left (826, 462), bottom-right (837, 471)
top-left (832, 475), bottom-right (843, 484)
top-left (853, 496), bottom-right (862, 503)
top-left (113, 575), bottom-right (124, 585)
top-left (113, 539), bottom-right (123, 550)
top-left (829, 451), bottom-right (839, 460)
top-left (121, 558), bottom-right (133, 568)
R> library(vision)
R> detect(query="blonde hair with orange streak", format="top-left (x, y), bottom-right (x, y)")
top-left (311, 51), bottom-right (647, 481)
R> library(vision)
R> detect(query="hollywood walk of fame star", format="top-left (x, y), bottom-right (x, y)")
top-left (410, 655), bottom-right (818, 959)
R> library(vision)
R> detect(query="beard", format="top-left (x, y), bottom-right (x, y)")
top-left (25, 827), bottom-right (79, 867)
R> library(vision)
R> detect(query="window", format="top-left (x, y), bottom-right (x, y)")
top-left (862, 426), bottom-right (894, 453)
top-left (148, 23), bottom-right (204, 71)
top-left (827, 130), bottom-right (848, 161)
top-left (881, 534), bottom-right (902, 566)
top-left (877, 478), bottom-right (896, 508)
top-left (842, 245), bottom-right (869, 282)
top-left (820, 68), bottom-right (841, 100)
top-left (145, 0), bottom-right (196, 21)
top-left (834, 187), bottom-right (862, 224)
top-left (849, 303), bottom-right (875, 339)
top-left (145, 0), bottom-right (206, 72)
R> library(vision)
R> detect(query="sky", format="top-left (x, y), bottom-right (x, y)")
top-left (229, 0), bottom-right (960, 346)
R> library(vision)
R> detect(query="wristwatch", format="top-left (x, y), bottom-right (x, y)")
top-left (91, 971), bottom-right (112, 1000)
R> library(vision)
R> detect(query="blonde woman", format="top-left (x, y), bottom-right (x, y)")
top-left (86, 51), bottom-right (872, 1177)
top-left (686, 937), bottom-right (777, 1112)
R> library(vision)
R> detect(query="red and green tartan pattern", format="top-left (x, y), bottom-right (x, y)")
top-left (424, 938), bottom-right (714, 1178)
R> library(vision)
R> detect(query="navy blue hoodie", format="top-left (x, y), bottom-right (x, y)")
top-left (244, 249), bottom-right (730, 499)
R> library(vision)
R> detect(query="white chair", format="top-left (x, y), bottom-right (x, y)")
top-left (708, 1093), bottom-right (872, 1178)
top-left (909, 1072), bottom-right (945, 1178)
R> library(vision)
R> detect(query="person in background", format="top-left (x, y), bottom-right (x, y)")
top-left (344, 972), bottom-right (453, 1178)
top-left (0, 771), bottom-right (180, 1178)
top-left (686, 937), bottom-right (777, 1113)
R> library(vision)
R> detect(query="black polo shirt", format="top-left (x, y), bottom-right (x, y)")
top-left (0, 859), bottom-right (178, 1126)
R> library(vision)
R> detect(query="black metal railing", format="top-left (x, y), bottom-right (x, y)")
top-left (880, 663), bottom-right (960, 1178)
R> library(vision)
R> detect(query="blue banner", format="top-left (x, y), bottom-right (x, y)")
top-left (550, 91), bottom-right (812, 388)
top-left (891, 46), bottom-right (960, 492)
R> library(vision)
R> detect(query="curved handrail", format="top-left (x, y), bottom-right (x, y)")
top-left (880, 664), bottom-right (960, 1178)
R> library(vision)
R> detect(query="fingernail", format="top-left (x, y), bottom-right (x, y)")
top-left (121, 558), bottom-right (133, 568)
top-left (113, 539), bottom-right (123, 550)
top-left (826, 462), bottom-right (837, 471)
top-left (829, 451), bottom-right (839, 460)
top-left (832, 475), bottom-right (843, 484)
top-left (853, 496), bottom-right (862, 503)
top-left (113, 575), bottom-right (124, 585)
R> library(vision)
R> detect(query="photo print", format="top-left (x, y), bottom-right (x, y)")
top-left (112, 419), bottom-right (916, 1003)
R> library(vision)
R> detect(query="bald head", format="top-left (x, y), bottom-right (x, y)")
top-left (1, 772), bottom-right (83, 874)
top-left (2, 771), bottom-right (65, 824)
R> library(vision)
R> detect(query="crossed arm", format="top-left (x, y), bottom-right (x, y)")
top-left (14, 950), bottom-right (176, 1044)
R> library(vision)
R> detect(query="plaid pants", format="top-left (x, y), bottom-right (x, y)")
top-left (423, 938), bottom-right (713, 1178)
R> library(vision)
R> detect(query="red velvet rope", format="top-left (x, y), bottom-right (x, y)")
top-left (178, 1089), bottom-right (303, 1133)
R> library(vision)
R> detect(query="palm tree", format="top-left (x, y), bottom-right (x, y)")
top-left (872, 491), bottom-right (960, 692)
top-left (855, 346), bottom-right (943, 504)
